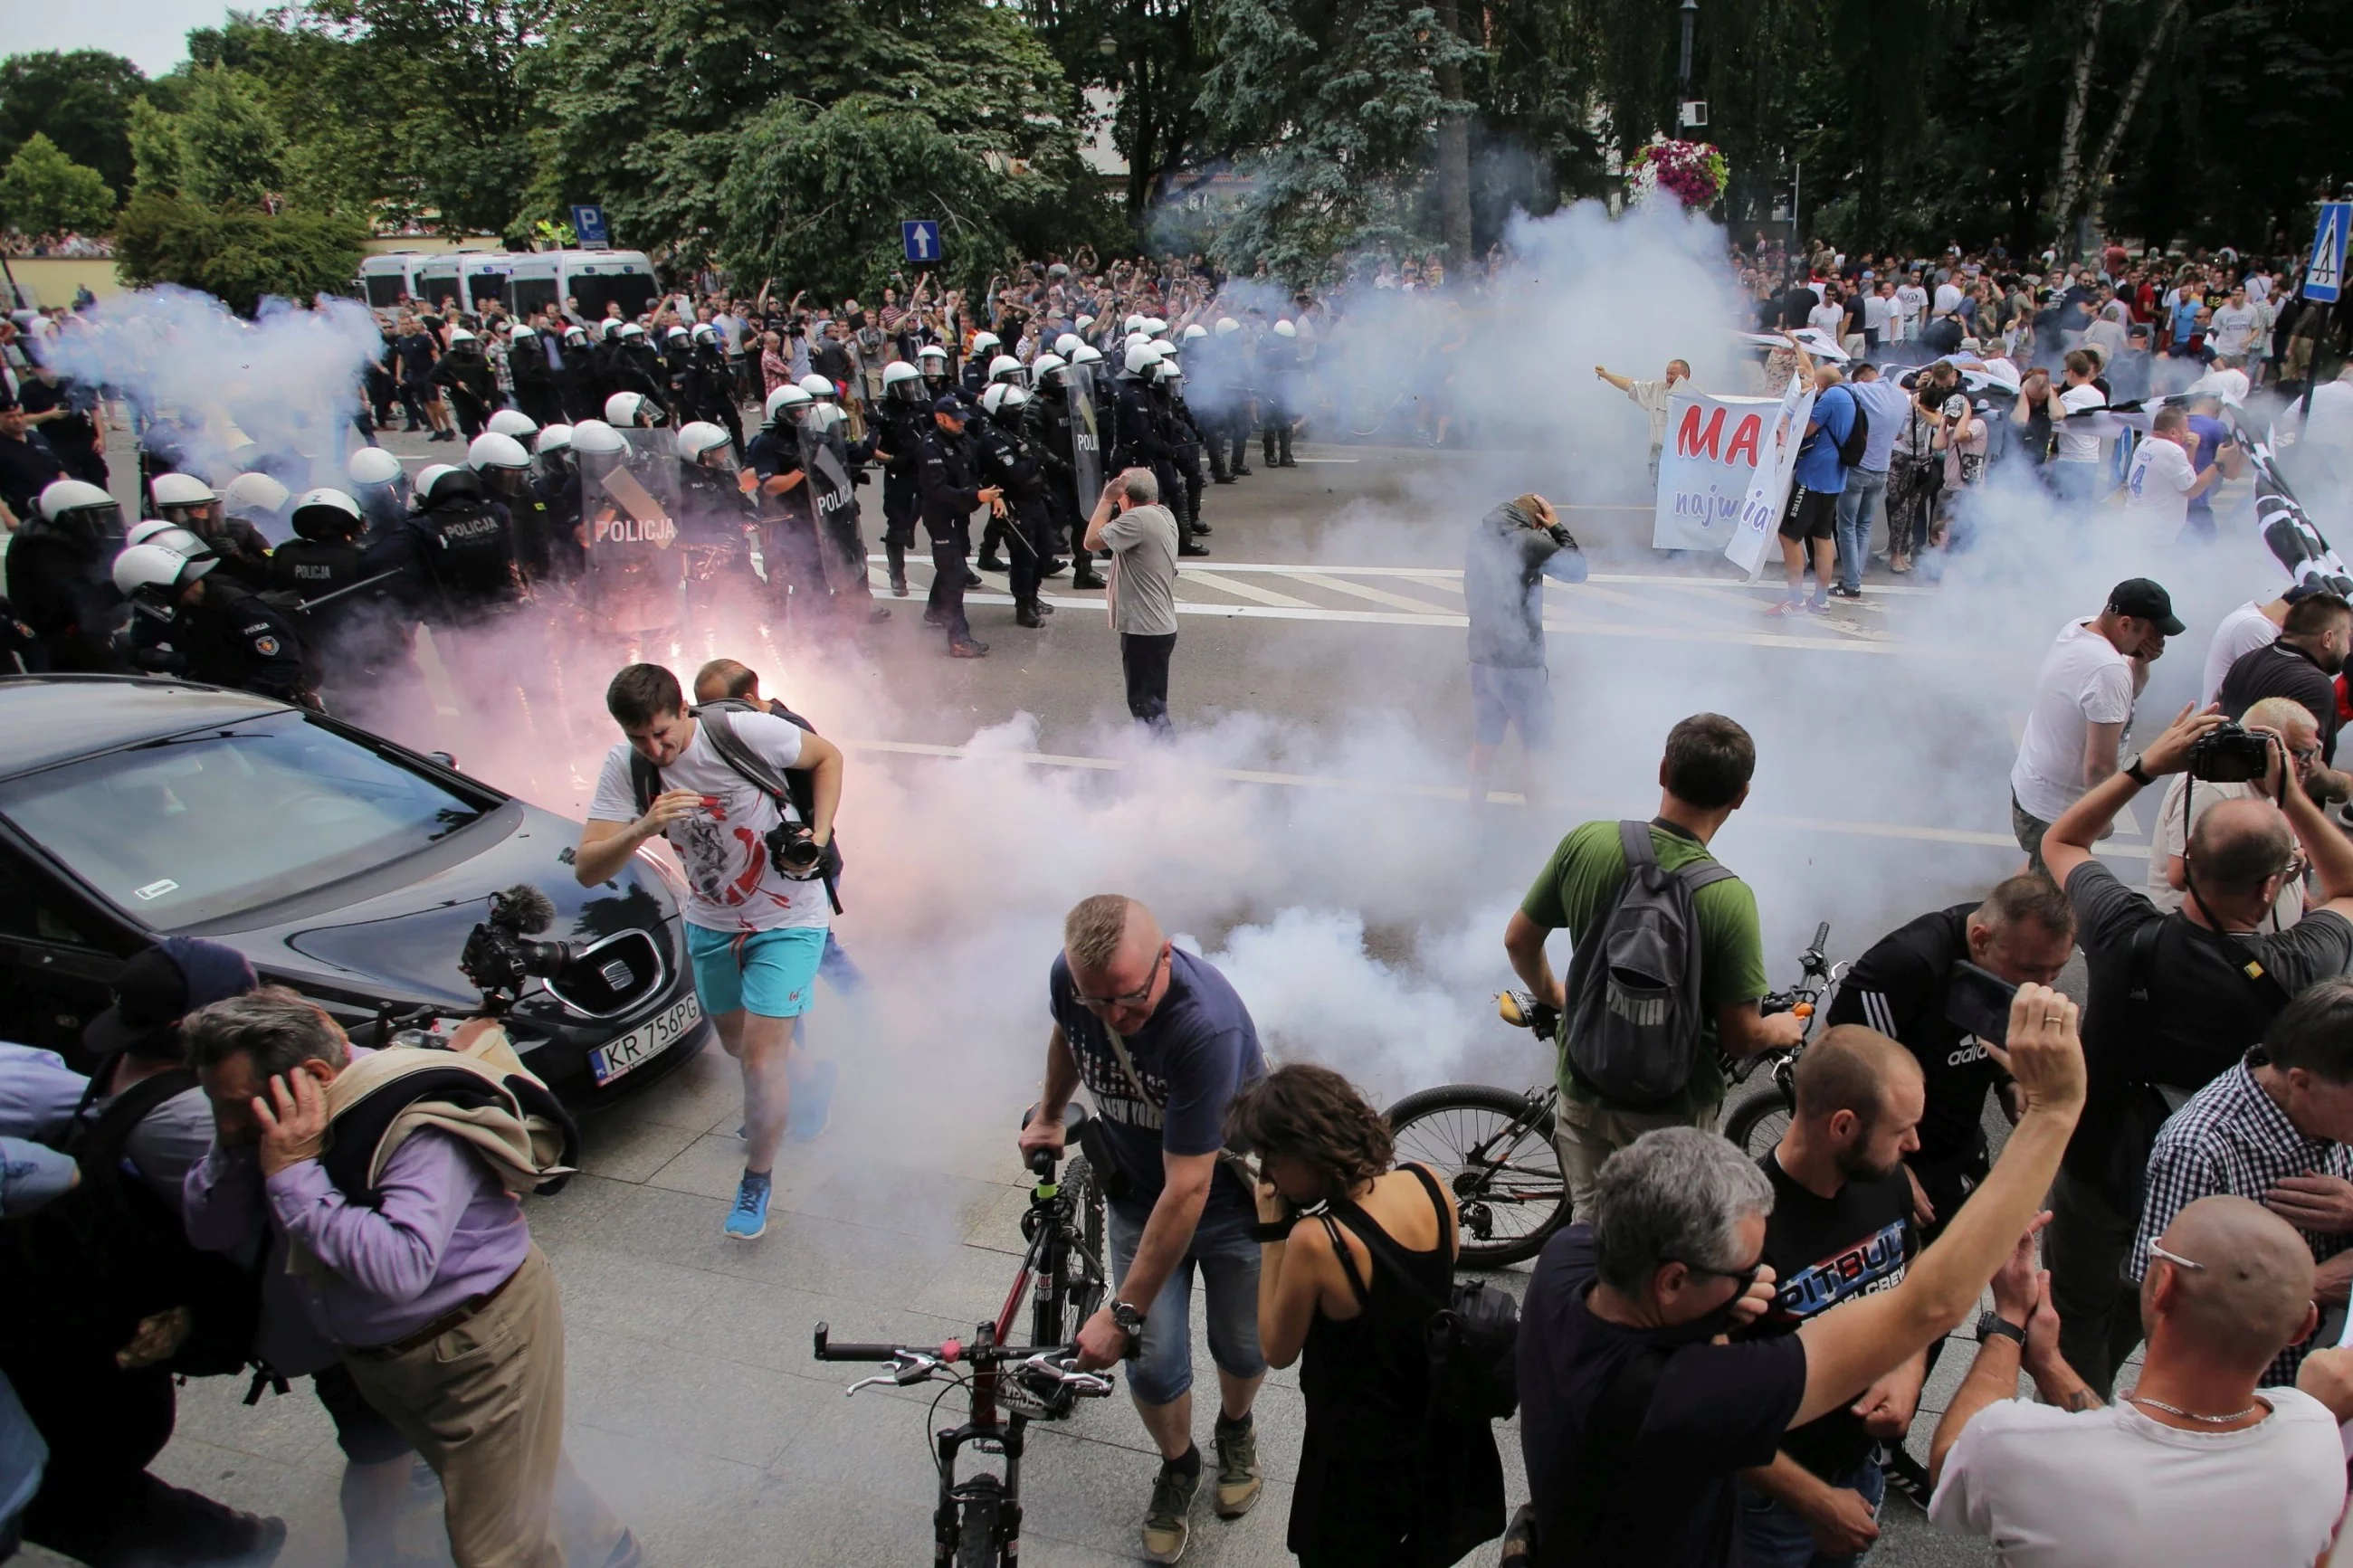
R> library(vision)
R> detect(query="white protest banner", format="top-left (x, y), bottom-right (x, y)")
top-left (1723, 375), bottom-right (1816, 578)
top-left (1653, 391), bottom-right (1784, 550)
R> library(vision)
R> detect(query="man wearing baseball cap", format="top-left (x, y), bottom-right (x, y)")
top-left (916, 393), bottom-right (1004, 657)
top-left (2008, 578), bottom-right (2184, 871)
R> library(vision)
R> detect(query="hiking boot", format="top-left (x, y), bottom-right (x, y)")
top-left (1140, 1459), bottom-right (1200, 1563)
top-left (1212, 1418), bottom-right (1262, 1518)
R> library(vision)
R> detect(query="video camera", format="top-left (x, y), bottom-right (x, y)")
top-left (2186, 720), bottom-right (2275, 785)
top-left (460, 885), bottom-right (576, 1010)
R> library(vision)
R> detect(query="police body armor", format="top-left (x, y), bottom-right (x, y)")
top-left (409, 497), bottom-right (519, 622)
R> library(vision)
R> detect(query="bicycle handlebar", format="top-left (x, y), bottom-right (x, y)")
top-left (813, 1324), bottom-right (1090, 1369)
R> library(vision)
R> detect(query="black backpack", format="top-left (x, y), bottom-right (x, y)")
top-left (1561, 822), bottom-right (1737, 1107)
top-left (630, 697), bottom-right (843, 913)
top-left (1322, 1164), bottom-right (1519, 1423)
top-left (1832, 387), bottom-right (1871, 469)
top-left (0, 1063), bottom-right (260, 1379)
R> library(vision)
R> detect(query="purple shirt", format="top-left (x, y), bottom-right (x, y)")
top-left (186, 1106), bottom-right (529, 1352)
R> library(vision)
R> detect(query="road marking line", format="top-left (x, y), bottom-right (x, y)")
top-left (1174, 569), bottom-right (1319, 608)
top-left (862, 557), bottom-right (1939, 596)
top-left (1278, 571), bottom-right (1461, 613)
top-left (841, 737), bottom-right (2150, 859)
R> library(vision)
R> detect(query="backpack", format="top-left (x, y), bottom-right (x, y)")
top-left (0, 1063), bottom-right (260, 1379)
top-left (1323, 1164), bottom-right (1519, 1424)
top-left (629, 697), bottom-right (843, 913)
top-left (1560, 822), bottom-right (1738, 1108)
top-left (1833, 387), bottom-right (1871, 469)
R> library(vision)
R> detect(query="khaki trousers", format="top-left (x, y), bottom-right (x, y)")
top-left (344, 1246), bottom-right (614, 1568)
top-left (1554, 1096), bottom-right (1720, 1220)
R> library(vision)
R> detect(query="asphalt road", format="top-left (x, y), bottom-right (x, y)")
top-left (47, 414), bottom-right (2227, 1567)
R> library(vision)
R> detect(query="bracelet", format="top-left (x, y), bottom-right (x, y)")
top-left (1248, 1217), bottom-right (1297, 1244)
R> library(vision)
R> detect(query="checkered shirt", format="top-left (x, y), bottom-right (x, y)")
top-left (2132, 1056), bottom-right (2353, 1386)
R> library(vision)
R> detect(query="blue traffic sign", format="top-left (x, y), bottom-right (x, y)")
top-left (2308, 202), bottom-right (2348, 304)
top-left (902, 220), bottom-right (941, 263)
top-left (572, 204), bottom-right (612, 251)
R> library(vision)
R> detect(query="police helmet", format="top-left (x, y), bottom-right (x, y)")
top-left (598, 320), bottom-right (622, 340)
top-left (882, 361), bottom-right (924, 390)
top-left (222, 472), bottom-right (291, 519)
top-left (448, 326), bottom-right (478, 345)
top-left (565, 326), bottom-right (589, 346)
top-left (619, 323), bottom-right (646, 340)
top-left (665, 325), bottom-right (691, 343)
top-left (1123, 314), bottom-right (1147, 335)
top-left (1054, 333), bottom-right (1084, 357)
top-left (348, 447), bottom-right (405, 489)
top-left (1152, 359), bottom-right (1185, 385)
top-left (534, 424), bottom-right (575, 459)
top-left (604, 391), bottom-right (663, 427)
top-left (765, 384), bottom-right (814, 423)
top-left (1069, 344), bottom-right (1103, 366)
top-left (39, 477), bottom-right (122, 533)
top-left (1031, 352), bottom-right (1067, 388)
top-left (290, 488), bottom-right (366, 542)
top-left (1144, 318), bottom-right (1169, 338)
top-left (1124, 341), bottom-right (1166, 375)
top-left (418, 464), bottom-right (483, 507)
top-left (126, 521), bottom-right (215, 562)
top-left (676, 422), bottom-right (733, 463)
top-left (917, 344), bottom-right (949, 369)
top-left (568, 420), bottom-right (627, 460)
top-left (510, 323), bottom-right (538, 340)
top-left (468, 432), bottom-right (533, 472)
top-left (1075, 314), bottom-right (1096, 333)
top-left (798, 373), bottom-right (837, 402)
top-left (1182, 323), bottom-right (1208, 342)
top-left (970, 331), bottom-right (1002, 356)
top-left (979, 384), bottom-right (1031, 419)
top-left (1215, 317), bottom-right (1242, 336)
top-left (986, 354), bottom-right (1025, 386)
top-left (486, 408), bottom-right (539, 440)
top-left (807, 403), bottom-right (846, 435)
top-left (112, 540), bottom-right (214, 599)
top-left (691, 322), bottom-right (719, 345)
top-left (1272, 318), bottom-right (1298, 337)
top-left (126, 518), bottom-right (184, 548)
top-left (149, 471), bottom-right (220, 509)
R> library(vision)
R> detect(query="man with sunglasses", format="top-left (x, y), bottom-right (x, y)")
top-left (1019, 894), bottom-right (1267, 1564)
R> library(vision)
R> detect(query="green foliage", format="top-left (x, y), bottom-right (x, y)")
top-left (127, 97), bottom-right (186, 196)
top-left (1024, 0), bottom-right (1211, 223)
top-left (0, 51), bottom-right (147, 202)
top-left (113, 191), bottom-right (367, 315)
top-left (174, 67), bottom-right (287, 207)
top-left (0, 131), bottom-right (116, 234)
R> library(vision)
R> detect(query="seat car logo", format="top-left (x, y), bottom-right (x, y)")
top-left (600, 958), bottom-right (635, 991)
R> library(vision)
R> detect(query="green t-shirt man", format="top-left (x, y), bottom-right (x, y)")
top-left (1519, 818), bottom-right (1769, 1117)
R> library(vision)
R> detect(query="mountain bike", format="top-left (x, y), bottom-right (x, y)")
top-left (1720, 923), bottom-right (1847, 1159)
top-left (813, 1107), bottom-right (1115, 1566)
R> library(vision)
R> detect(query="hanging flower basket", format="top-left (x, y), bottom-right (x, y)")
top-left (1628, 138), bottom-right (1729, 210)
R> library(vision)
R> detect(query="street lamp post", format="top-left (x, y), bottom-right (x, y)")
top-left (1678, 0), bottom-right (1699, 131)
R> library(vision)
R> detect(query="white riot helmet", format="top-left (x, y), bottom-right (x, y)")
top-left (765, 384), bottom-right (814, 423)
top-left (1068, 344), bottom-right (1103, 366)
top-left (882, 361), bottom-right (926, 404)
top-left (1075, 314), bottom-right (1096, 333)
top-left (534, 424), bottom-right (574, 459)
top-left (986, 354), bottom-right (1026, 386)
top-left (798, 372), bottom-right (837, 402)
top-left (565, 325), bottom-right (589, 346)
top-left (970, 330), bottom-right (1002, 357)
top-left (510, 323), bottom-right (538, 340)
top-left (618, 322), bottom-right (646, 340)
top-left (1123, 313), bottom-right (1147, 335)
top-left (604, 391), bottom-right (663, 427)
top-left (149, 471), bottom-right (219, 509)
top-left (691, 322), bottom-right (719, 345)
top-left (978, 383), bottom-right (1031, 419)
top-left (1031, 352), bottom-right (1067, 387)
top-left (125, 518), bottom-right (195, 549)
top-left (289, 488), bottom-right (366, 541)
top-left (568, 419), bottom-right (627, 467)
top-left (112, 540), bottom-right (214, 599)
top-left (348, 447), bottom-right (404, 489)
top-left (486, 407), bottom-right (539, 440)
top-left (916, 344), bottom-right (950, 372)
top-left (1215, 317), bottom-right (1241, 336)
top-left (665, 325), bottom-right (691, 343)
top-left (598, 319), bottom-right (622, 340)
top-left (1124, 340), bottom-right (1166, 375)
top-left (807, 403), bottom-right (846, 435)
top-left (1054, 332), bottom-right (1084, 357)
top-left (1144, 317), bottom-right (1168, 338)
top-left (222, 472), bottom-right (290, 518)
top-left (1182, 323), bottom-right (1208, 341)
top-left (676, 421), bottom-right (733, 463)
top-left (414, 462), bottom-right (460, 500)
top-left (1272, 318), bottom-right (1298, 337)
top-left (1152, 358), bottom-right (1185, 386)
top-left (467, 432), bottom-right (532, 472)
top-left (448, 326), bottom-right (478, 344)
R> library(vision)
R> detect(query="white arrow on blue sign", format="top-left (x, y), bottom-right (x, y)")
top-left (2308, 203), bottom-right (2350, 304)
top-left (902, 220), bottom-right (941, 263)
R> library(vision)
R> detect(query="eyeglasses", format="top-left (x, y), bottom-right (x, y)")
top-left (1674, 1254), bottom-right (1766, 1297)
top-left (1074, 946), bottom-right (1167, 1012)
top-left (2148, 1240), bottom-right (2205, 1272)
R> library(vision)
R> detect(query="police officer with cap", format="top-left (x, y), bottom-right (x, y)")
top-left (919, 394), bottom-right (1001, 657)
top-left (112, 542), bottom-right (313, 705)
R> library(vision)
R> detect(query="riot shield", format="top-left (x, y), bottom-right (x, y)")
top-left (1068, 376), bottom-right (1105, 515)
top-left (621, 426), bottom-right (681, 517)
top-left (580, 452), bottom-right (681, 635)
top-left (802, 420), bottom-right (864, 603)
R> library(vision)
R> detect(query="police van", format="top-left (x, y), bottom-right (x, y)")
top-left (357, 248), bottom-right (660, 320)
top-left (356, 248), bottom-right (510, 314)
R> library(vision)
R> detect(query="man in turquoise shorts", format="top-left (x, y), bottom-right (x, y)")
top-left (578, 663), bottom-right (844, 1240)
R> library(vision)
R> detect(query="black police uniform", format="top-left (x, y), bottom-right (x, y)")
top-left (17, 376), bottom-right (106, 487)
top-left (1023, 385), bottom-right (1103, 588)
top-left (874, 395), bottom-right (929, 595)
top-left (191, 518), bottom-right (275, 591)
top-left (917, 421), bottom-right (986, 651)
top-left (1257, 330), bottom-right (1298, 465)
top-left (509, 337), bottom-right (564, 429)
top-left (397, 489), bottom-right (522, 625)
top-left (972, 410), bottom-right (1055, 623)
top-left (4, 517), bottom-right (126, 672)
top-left (616, 341), bottom-right (672, 419)
top-left (674, 457), bottom-right (754, 622)
top-left (559, 337), bottom-right (601, 422)
top-left (683, 340), bottom-right (745, 457)
top-left (180, 582), bottom-right (312, 704)
top-left (430, 346), bottom-right (498, 441)
top-left (744, 422), bottom-right (825, 619)
top-left (1114, 376), bottom-right (1190, 547)
top-left (531, 461), bottom-right (585, 580)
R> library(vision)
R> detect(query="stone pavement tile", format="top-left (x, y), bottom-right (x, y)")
top-left (1010, 1418), bottom-right (1300, 1564)
top-left (644, 1130), bottom-right (760, 1202)
top-left (612, 1038), bottom-right (744, 1136)
top-left (566, 1322), bottom-right (840, 1469)
top-left (575, 1112), bottom-right (704, 1184)
top-left (547, 1238), bottom-right (734, 1348)
top-left (140, 1432), bottom-right (348, 1566)
top-left (170, 1369), bottom-right (347, 1472)
top-left (563, 1420), bottom-right (773, 1565)
top-left (961, 1180), bottom-right (1040, 1254)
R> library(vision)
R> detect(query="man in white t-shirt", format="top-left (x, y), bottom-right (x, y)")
top-left (576, 662), bottom-right (843, 1240)
top-left (2009, 580), bottom-right (2179, 867)
top-left (2050, 351), bottom-right (2110, 507)
top-left (2119, 408), bottom-right (2216, 533)
top-left (1928, 1195), bottom-right (2353, 1568)
top-left (2201, 585), bottom-right (2302, 707)
top-left (2146, 697), bottom-right (2323, 930)
top-left (1895, 276), bottom-right (1929, 338)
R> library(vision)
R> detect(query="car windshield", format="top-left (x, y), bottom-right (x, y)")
top-left (0, 713), bottom-right (489, 927)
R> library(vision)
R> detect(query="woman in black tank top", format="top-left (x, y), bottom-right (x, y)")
top-left (1230, 1065), bottom-right (1504, 1567)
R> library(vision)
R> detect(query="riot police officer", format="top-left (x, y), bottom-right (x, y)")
top-left (1259, 318), bottom-right (1300, 467)
top-left (559, 324), bottom-right (600, 422)
top-left (5, 478), bottom-right (129, 671)
top-left (918, 396), bottom-right (1001, 658)
top-left (614, 324), bottom-right (672, 420)
top-left (151, 471), bottom-right (273, 585)
top-left (1154, 356), bottom-right (1210, 542)
top-left (875, 360), bottom-right (930, 597)
top-left (113, 541), bottom-right (312, 705)
top-left (674, 420), bottom-right (754, 624)
top-left (347, 446), bottom-right (412, 535)
top-left (531, 424), bottom-right (585, 581)
top-left (974, 384), bottom-right (1057, 629)
top-left (1115, 344), bottom-right (1205, 557)
top-left (917, 343), bottom-right (957, 406)
top-left (430, 327), bottom-right (498, 441)
top-left (744, 385), bottom-right (826, 622)
top-left (469, 432), bottom-right (559, 585)
top-left (507, 324), bottom-right (564, 429)
top-left (269, 488), bottom-right (400, 704)
top-left (802, 397), bottom-right (890, 623)
top-left (384, 463), bottom-right (524, 629)
top-left (960, 332), bottom-right (1002, 398)
top-left (681, 324), bottom-right (744, 459)
top-left (1024, 354), bottom-right (1105, 592)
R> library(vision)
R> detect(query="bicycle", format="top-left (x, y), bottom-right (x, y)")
top-left (812, 1107), bottom-right (1115, 1566)
top-left (1720, 922), bottom-right (1847, 1159)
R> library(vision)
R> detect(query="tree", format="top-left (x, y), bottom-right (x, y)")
top-left (0, 50), bottom-right (147, 201)
top-left (1024, 0), bottom-right (1212, 227)
top-left (0, 131), bottom-right (116, 235)
top-left (175, 68), bottom-right (287, 207)
top-left (113, 191), bottom-right (367, 315)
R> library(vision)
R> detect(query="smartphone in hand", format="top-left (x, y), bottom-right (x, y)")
top-left (1945, 960), bottom-right (2018, 1046)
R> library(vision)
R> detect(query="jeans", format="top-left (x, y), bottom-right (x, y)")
top-left (1738, 1458), bottom-right (1886, 1568)
top-left (1106, 1197), bottom-right (1264, 1406)
top-left (1835, 467), bottom-right (1888, 588)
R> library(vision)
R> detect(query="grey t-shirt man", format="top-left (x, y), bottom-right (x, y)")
top-left (1102, 501), bottom-right (1180, 636)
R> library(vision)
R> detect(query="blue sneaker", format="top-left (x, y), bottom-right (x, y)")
top-left (725, 1172), bottom-right (772, 1240)
top-left (788, 1060), bottom-right (837, 1142)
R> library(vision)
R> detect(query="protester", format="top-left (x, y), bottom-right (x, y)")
top-left (2200, 582), bottom-right (2309, 708)
top-left (1594, 358), bottom-right (1691, 479)
top-left (2119, 407), bottom-right (2218, 535)
top-left (1085, 467), bottom-right (1183, 735)
top-left (1769, 352), bottom-right (1856, 617)
top-left (578, 663), bottom-right (843, 1240)
top-left (1462, 492), bottom-right (1585, 804)
top-left (1020, 895), bottom-right (1269, 1564)
top-left (1515, 980), bottom-right (2083, 1566)
top-left (2005, 579), bottom-right (2179, 870)
top-left (2037, 704), bottom-right (2353, 1394)
top-left (1504, 713), bottom-right (1805, 1214)
top-left (1230, 1062), bottom-right (1504, 1567)
top-left (1834, 364), bottom-right (1907, 599)
top-left (2216, 590), bottom-right (2352, 765)
top-left (2146, 695), bottom-right (2336, 929)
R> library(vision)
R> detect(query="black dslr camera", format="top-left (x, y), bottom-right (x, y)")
top-left (460, 885), bottom-right (576, 1008)
top-left (766, 821), bottom-right (824, 879)
top-left (2186, 720), bottom-right (2274, 784)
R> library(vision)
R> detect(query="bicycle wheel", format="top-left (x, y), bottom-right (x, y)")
top-left (956, 1478), bottom-right (1003, 1568)
top-left (1386, 1084), bottom-right (1568, 1267)
top-left (1344, 381), bottom-right (1393, 438)
top-left (1723, 1090), bottom-right (1791, 1162)
top-left (1030, 1156), bottom-right (1108, 1348)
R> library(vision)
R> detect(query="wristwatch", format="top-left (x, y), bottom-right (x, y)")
top-left (1975, 1310), bottom-right (2028, 1347)
top-left (1109, 1299), bottom-right (1148, 1340)
top-left (2123, 754), bottom-right (2154, 786)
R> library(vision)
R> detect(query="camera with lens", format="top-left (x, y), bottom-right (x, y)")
top-left (460, 885), bottom-right (576, 1007)
top-left (765, 821), bottom-right (825, 880)
top-left (2186, 719), bottom-right (2274, 784)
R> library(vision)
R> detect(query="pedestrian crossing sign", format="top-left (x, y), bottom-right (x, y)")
top-left (902, 220), bottom-right (941, 263)
top-left (2307, 203), bottom-right (2348, 303)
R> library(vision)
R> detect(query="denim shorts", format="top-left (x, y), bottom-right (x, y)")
top-left (686, 923), bottom-right (826, 1019)
top-left (1106, 1196), bottom-right (1265, 1406)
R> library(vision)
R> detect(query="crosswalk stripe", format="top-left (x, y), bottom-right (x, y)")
top-left (1174, 569), bottom-right (1318, 609)
top-left (1278, 571), bottom-right (1461, 613)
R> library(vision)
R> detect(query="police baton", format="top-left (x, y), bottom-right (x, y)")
top-left (293, 567), bottom-right (405, 614)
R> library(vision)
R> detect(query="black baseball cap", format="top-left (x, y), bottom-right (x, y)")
top-left (2108, 577), bottom-right (2186, 635)
top-left (84, 938), bottom-right (259, 1057)
top-left (932, 394), bottom-right (965, 416)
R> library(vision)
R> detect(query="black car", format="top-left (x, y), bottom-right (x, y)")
top-left (0, 674), bottom-right (709, 1105)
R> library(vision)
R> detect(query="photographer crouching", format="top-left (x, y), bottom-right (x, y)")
top-left (577, 663), bottom-right (843, 1241)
